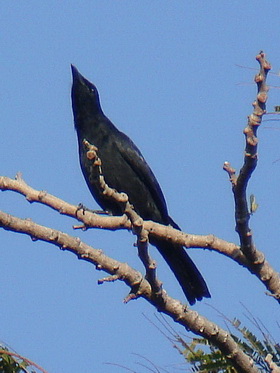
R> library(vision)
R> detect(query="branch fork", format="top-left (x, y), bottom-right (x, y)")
top-left (83, 138), bottom-right (164, 299)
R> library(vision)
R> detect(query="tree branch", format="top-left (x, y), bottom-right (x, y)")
top-left (82, 139), bottom-right (164, 296)
top-left (223, 52), bottom-right (280, 302)
top-left (1, 173), bottom-right (279, 301)
top-left (0, 209), bottom-right (260, 373)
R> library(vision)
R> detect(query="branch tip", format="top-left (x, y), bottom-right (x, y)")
top-left (123, 292), bottom-right (138, 303)
top-left (98, 274), bottom-right (119, 284)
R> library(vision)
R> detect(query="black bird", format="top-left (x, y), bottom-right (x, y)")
top-left (71, 65), bottom-right (210, 304)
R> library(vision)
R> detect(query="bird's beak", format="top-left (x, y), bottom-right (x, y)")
top-left (71, 64), bottom-right (84, 83)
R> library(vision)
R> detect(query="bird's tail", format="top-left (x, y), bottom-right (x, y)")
top-left (150, 237), bottom-right (210, 305)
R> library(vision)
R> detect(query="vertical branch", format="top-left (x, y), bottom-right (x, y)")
top-left (83, 139), bottom-right (163, 298)
top-left (224, 51), bottom-right (271, 261)
top-left (235, 51), bottom-right (270, 261)
top-left (223, 52), bottom-right (280, 301)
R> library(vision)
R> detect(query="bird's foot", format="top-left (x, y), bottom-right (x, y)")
top-left (76, 203), bottom-right (109, 215)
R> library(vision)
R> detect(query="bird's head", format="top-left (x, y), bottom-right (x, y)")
top-left (71, 65), bottom-right (103, 122)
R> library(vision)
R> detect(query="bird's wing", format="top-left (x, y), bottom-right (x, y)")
top-left (114, 134), bottom-right (169, 221)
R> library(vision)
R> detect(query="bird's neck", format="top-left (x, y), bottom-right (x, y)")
top-left (76, 114), bottom-right (117, 149)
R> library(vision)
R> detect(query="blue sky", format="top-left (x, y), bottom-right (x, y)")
top-left (1, 2), bottom-right (280, 372)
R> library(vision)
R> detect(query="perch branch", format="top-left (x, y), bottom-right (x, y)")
top-left (1, 174), bottom-right (280, 300)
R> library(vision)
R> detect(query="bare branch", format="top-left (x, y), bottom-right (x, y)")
top-left (0, 210), bottom-right (147, 296)
top-left (224, 52), bottom-right (280, 302)
top-left (83, 139), bottom-right (164, 296)
top-left (0, 210), bottom-right (260, 373)
top-left (1, 173), bottom-right (280, 300)
top-left (235, 51), bottom-right (270, 260)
